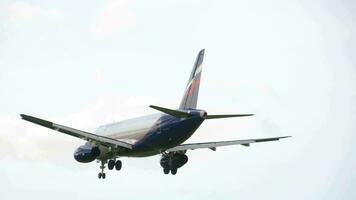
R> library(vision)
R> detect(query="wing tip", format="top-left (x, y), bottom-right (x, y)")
top-left (19, 114), bottom-right (53, 128)
top-left (279, 136), bottom-right (292, 140)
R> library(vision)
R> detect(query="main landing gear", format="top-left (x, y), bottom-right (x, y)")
top-left (98, 159), bottom-right (122, 179)
top-left (160, 152), bottom-right (188, 175)
top-left (108, 159), bottom-right (122, 170)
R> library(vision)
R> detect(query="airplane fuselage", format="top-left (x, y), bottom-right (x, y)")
top-left (95, 110), bottom-right (205, 157)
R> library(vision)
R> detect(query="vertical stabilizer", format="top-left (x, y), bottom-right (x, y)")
top-left (179, 49), bottom-right (205, 110)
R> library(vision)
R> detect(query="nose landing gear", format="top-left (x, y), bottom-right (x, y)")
top-left (98, 160), bottom-right (106, 179)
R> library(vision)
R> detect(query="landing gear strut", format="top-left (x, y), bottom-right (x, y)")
top-left (98, 160), bottom-right (106, 179)
top-left (160, 152), bottom-right (188, 175)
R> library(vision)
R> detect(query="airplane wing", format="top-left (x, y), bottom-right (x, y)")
top-left (20, 114), bottom-right (133, 149)
top-left (166, 136), bottom-right (291, 152)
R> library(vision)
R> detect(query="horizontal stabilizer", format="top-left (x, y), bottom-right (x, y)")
top-left (205, 114), bottom-right (254, 119)
top-left (149, 105), bottom-right (190, 118)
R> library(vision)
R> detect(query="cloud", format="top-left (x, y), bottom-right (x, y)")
top-left (91, 0), bottom-right (135, 37)
top-left (95, 68), bottom-right (104, 84)
top-left (3, 2), bottom-right (63, 22)
top-left (0, 2), bottom-right (64, 45)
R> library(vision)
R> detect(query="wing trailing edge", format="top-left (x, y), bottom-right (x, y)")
top-left (166, 136), bottom-right (291, 152)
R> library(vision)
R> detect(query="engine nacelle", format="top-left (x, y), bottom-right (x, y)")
top-left (74, 144), bottom-right (100, 163)
top-left (160, 153), bottom-right (188, 169)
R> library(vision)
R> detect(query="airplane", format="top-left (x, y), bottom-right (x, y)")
top-left (20, 49), bottom-right (290, 179)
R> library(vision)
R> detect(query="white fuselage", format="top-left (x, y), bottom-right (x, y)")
top-left (94, 113), bottom-right (164, 145)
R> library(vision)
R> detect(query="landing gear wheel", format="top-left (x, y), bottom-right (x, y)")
top-left (115, 160), bottom-right (122, 171)
top-left (163, 168), bottom-right (170, 174)
top-left (171, 168), bottom-right (177, 175)
top-left (98, 172), bottom-right (106, 179)
top-left (108, 160), bottom-right (115, 170)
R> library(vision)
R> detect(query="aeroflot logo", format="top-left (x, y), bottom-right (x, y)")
top-left (184, 63), bottom-right (202, 97)
top-left (187, 76), bottom-right (201, 96)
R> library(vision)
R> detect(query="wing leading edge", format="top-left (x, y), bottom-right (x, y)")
top-left (166, 136), bottom-right (291, 152)
top-left (20, 114), bottom-right (133, 149)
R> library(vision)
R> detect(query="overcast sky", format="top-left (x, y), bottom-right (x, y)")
top-left (0, 0), bottom-right (355, 199)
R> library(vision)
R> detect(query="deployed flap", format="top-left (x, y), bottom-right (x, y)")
top-left (149, 105), bottom-right (190, 118)
top-left (20, 114), bottom-right (133, 149)
top-left (205, 114), bottom-right (254, 119)
top-left (166, 136), bottom-right (291, 152)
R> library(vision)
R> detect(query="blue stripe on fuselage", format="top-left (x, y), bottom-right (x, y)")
top-left (121, 114), bottom-right (204, 157)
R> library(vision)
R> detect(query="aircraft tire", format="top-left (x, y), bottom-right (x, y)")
top-left (171, 168), bottom-right (177, 175)
top-left (108, 160), bottom-right (115, 170)
top-left (115, 160), bottom-right (122, 171)
top-left (163, 168), bottom-right (170, 174)
top-left (98, 173), bottom-right (102, 179)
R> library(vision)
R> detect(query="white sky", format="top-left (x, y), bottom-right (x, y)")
top-left (0, 0), bottom-right (355, 199)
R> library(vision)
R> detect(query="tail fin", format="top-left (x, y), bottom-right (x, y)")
top-left (179, 49), bottom-right (205, 110)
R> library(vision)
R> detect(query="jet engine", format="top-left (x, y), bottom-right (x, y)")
top-left (74, 144), bottom-right (101, 163)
